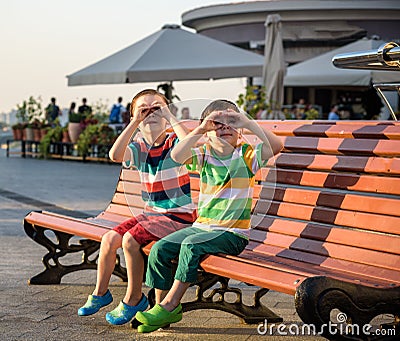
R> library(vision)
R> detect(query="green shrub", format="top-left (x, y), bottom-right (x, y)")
top-left (236, 85), bottom-right (270, 118)
top-left (77, 124), bottom-right (116, 158)
top-left (39, 125), bottom-right (63, 158)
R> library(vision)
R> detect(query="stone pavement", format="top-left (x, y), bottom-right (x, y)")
top-left (0, 149), bottom-right (326, 340)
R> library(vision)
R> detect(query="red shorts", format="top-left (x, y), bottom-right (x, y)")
top-left (113, 213), bottom-right (193, 245)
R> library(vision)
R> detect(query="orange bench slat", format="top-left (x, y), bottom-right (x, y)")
top-left (199, 254), bottom-right (306, 295)
top-left (282, 136), bottom-right (400, 156)
top-left (258, 185), bottom-right (400, 217)
top-left (252, 121), bottom-right (400, 139)
top-left (271, 153), bottom-right (400, 175)
top-left (105, 203), bottom-right (143, 217)
top-left (248, 243), bottom-right (400, 285)
top-left (249, 230), bottom-right (400, 272)
top-left (254, 200), bottom-right (400, 235)
top-left (261, 168), bottom-right (400, 195)
top-left (251, 215), bottom-right (400, 255)
top-left (25, 211), bottom-right (110, 241)
top-left (236, 249), bottom-right (398, 288)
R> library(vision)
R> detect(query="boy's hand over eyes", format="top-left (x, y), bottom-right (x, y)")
top-left (132, 106), bottom-right (162, 123)
top-left (199, 111), bottom-right (224, 133)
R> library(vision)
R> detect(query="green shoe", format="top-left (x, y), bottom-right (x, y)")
top-left (137, 323), bottom-right (170, 333)
top-left (135, 304), bottom-right (182, 326)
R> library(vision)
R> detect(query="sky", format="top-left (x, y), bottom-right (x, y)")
top-left (0, 0), bottom-right (252, 114)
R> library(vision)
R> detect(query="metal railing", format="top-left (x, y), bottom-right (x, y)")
top-left (333, 41), bottom-right (400, 121)
top-left (332, 42), bottom-right (400, 71)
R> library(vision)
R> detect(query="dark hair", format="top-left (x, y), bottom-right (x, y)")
top-left (200, 99), bottom-right (240, 121)
top-left (130, 89), bottom-right (169, 116)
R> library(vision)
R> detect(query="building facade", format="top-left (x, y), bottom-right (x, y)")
top-left (182, 0), bottom-right (400, 116)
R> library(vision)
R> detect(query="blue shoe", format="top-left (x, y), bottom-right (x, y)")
top-left (106, 294), bottom-right (149, 325)
top-left (78, 290), bottom-right (113, 316)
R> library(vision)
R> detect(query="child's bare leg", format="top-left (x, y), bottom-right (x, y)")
top-left (160, 280), bottom-right (190, 311)
top-left (121, 233), bottom-right (145, 305)
top-left (154, 289), bottom-right (168, 304)
top-left (93, 230), bottom-right (122, 296)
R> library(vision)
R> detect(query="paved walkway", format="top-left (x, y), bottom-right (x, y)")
top-left (0, 149), bottom-right (325, 340)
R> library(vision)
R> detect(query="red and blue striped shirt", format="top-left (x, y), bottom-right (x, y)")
top-left (124, 133), bottom-right (196, 223)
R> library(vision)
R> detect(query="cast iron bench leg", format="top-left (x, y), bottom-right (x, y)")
top-left (182, 271), bottom-right (282, 324)
top-left (24, 221), bottom-right (127, 284)
top-left (295, 276), bottom-right (400, 340)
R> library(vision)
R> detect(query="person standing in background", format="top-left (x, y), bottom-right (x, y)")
top-left (328, 104), bottom-right (340, 120)
top-left (45, 97), bottom-right (62, 126)
top-left (180, 107), bottom-right (191, 119)
top-left (122, 102), bottom-right (131, 128)
top-left (78, 98), bottom-right (92, 119)
top-left (109, 97), bottom-right (126, 124)
top-left (68, 102), bottom-right (76, 116)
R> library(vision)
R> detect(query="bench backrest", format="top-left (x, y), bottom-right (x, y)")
top-left (249, 120), bottom-right (400, 287)
top-left (99, 120), bottom-right (400, 286)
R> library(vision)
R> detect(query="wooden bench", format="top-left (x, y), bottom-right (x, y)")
top-left (24, 120), bottom-right (400, 336)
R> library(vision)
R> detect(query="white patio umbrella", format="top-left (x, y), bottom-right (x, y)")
top-left (262, 14), bottom-right (286, 118)
top-left (67, 24), bottom-right (264, 99)
top-left (285, 39), bottom-right (400, 87)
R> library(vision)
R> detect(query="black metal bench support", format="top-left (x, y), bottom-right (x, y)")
top-left (181, 272), bottom-right (282, 324)
top-left (131, 271), bottom-right (282, 329)
top-left (295, 276), bottom-right (400, 340)
top-left (24, 221), bottom-right (127, 284)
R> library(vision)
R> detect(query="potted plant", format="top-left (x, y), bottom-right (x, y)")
top-left (77, 123), bottom-right (116, 159)
top-left (77, 124), bottom-right (99, 157)
top-left (30, 119), bottom-right (42, 142)
top-left (11, 122), bottom-right (24, 140)
top-left (39, 124), bottom-right (63, 158)
top-left (62, 125), bottom-right (71, 143)
top-left (97, 124), bottom-right (117, 158)
top-left (236, 85), bottom-right (270, 119)
top-left (16, 96), bottom-right (44, 141)
top-left (40, 120), bottom-right (51, 141)
top-left (304, 105), bottom-right (320, 120)
top-left (15, 100), bottom-right (27, 140)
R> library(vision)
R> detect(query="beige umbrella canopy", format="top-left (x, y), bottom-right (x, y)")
top-left (262, 14), bottom-right (286, 118)
top-left (285, 39), bottom-right (400, 87)
top-left (67, 24), bottom-right (264, 100)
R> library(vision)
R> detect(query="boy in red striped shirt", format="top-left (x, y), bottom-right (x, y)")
top-left (78, 89), bottom-right (196, 325)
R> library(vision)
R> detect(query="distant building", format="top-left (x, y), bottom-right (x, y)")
top-left (182, 0), bottom-right (400, 115)
top-left (0, 110), bottom-right (17, 126)
top-left (182, 0), bottom-right (400, 64)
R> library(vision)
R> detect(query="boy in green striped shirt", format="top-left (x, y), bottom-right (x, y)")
top-left (135, 99), bottom-right (283, 332)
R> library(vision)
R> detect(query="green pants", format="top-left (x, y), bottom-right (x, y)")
top-left (145, 227), bottom-right (248, 290)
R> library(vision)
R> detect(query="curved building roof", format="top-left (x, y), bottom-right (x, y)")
top-left (182, 0), bottom-right (400, 64)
